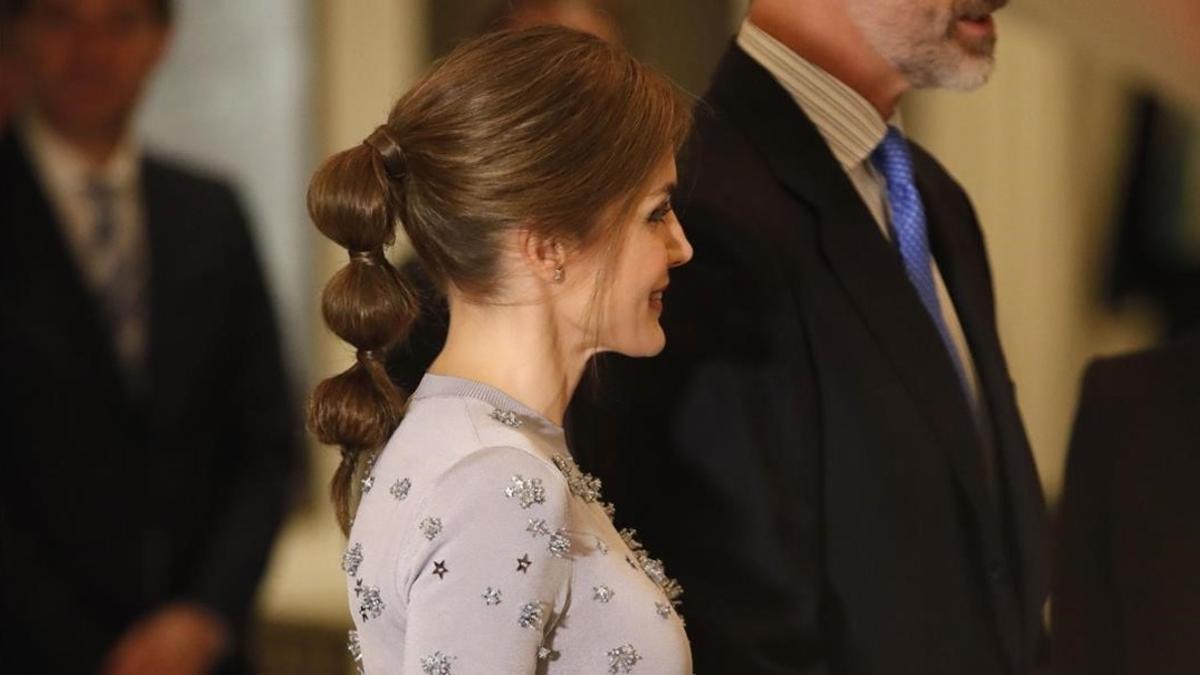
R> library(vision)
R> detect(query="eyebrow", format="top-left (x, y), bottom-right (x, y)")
top-left (651, 182), bottom-right (676, 198)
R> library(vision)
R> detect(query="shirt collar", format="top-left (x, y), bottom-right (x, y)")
top-left (736, 19), bottom-right (902, 170)
top-left (19, 111), bottom-right (141, 199)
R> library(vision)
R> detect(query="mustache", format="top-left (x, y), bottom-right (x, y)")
top-left (957, 0), bottom-right (1007, 15)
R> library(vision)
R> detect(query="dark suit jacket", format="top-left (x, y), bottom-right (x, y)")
top-left (1053, 335), bottom-right (1200, 674)
top-left (0, 131), bottom-right (298, 674)
top-left (566, 45), bottom-right (1049, 674)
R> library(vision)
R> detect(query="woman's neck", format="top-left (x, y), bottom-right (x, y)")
top-left (426, 300), bottom-right (588, 426)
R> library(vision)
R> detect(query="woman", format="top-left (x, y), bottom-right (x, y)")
top-left (307, 27), bottom-right (694, 674)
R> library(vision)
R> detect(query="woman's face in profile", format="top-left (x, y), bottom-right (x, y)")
top-left (588, 154), bottom-right (693, 358)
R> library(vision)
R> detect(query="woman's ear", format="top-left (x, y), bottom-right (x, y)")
top-left (519, 229), bottom-right (567, 285)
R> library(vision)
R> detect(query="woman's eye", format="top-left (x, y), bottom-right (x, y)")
top-left (649, 201), bottom-right (673, 224)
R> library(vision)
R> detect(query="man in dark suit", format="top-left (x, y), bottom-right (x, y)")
top-left (1054, 335), bottom-right (1200, 674)
top-left (0, 1), bottom-right (297, 673)
top-left (567, 0), bottom-right (1048, 673)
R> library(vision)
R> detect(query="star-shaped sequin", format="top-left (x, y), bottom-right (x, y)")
top-left (516, 554), bottom-right (532, 573)
top-left (390, 477), bottom-right (412, 501)
top-left (655, 601), bottom-right (672, 619)
top-left (505, 475), bottom-right (546, 509)
top-left (482, 586), bottom-right (502, 606)
top-left (593, 585), bottom-right (615, 603)
top-left (342, 542), bottom-right (363, 577)
top-left (489, 408), bottom-right (524, 428)
top-left (432, 560), bottom-right (448, 579)
top-left (360, 474), bottom-right (375, 494)
top-left (419, 517), bottom-right (443, 540)
top-left (518, 601), bottom-right (545, 629)
top-left (606, 644), bottom-right (642, 673)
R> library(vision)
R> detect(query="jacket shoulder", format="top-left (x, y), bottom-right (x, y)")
top-left (142, 152), bottom-right (243, 208)
top-left (1083, 334), bottom-right (1200, 402)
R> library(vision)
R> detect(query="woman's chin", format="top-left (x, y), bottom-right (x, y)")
top-left (624, 328), bottom-right (667, 358)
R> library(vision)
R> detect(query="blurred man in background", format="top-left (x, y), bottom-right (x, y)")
top-left (0, 1), bottom-right (298, 673)
top-left (1055, 333), bottom-right (1200, 674)
top-left (0, 1), bottom-right (28, 132)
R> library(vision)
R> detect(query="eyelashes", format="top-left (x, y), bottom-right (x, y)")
top-left (648, 199), bottom-right (673, 224)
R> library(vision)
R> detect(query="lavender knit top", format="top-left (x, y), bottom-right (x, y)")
top-left (341, 373), bottom-right (692, 674)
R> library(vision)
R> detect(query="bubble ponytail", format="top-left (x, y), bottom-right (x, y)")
top-left (307, 133), bottom-right (418, 533)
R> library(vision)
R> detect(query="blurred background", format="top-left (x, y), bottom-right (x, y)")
top-left (6, 0), bottom-right (1199, 671)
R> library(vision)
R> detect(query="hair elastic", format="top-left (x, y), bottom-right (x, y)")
top-left (363, 125), bottom-right (407, 179)
top-left (349, 248), bottom-right (386, 265)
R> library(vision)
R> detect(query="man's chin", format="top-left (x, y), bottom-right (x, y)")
top-left (911, 49), bottom-right (995, 91)
top-left (944, 54), bottom-right (996, 91)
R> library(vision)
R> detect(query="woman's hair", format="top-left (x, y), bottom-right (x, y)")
top-left (307, 26), bottom-right (691, 533)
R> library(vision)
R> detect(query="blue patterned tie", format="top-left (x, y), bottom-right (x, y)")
top-left (871, 126), bottom-right (967, 388)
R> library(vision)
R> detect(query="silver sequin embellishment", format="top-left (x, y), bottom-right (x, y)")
top-left (550, 454), bottom-right (605, 504)
top-left (347, 629), bottom-right (363, 666)
top-left (547, 529), bottom-right (571, 558)
top-left (526, 518), bottom-right (551, 537)
top-left (606, 644), bottom-right (643, 673)
top-left (482, 587), bottom-right (502, 606)
top-left (419, 517), bottom-right (443, 540)
top-left (619, 528), bottom-right (684, 604)
top-left (354, 579), bottom-right (385, 621)
top-left (518, 601), bottom-right (545, 629)
top-left (390, 477), bottom-right (412, 501)
top-left (489, 408), bottom-right (524, 428)
top-left (594, 585), bottom-right (615, 603)
top-left (537, 646), bottom-right (553, 660)
top-left (360, 454), bottom-right (377, 494)
top-left (342, 542), bottom-right (363, 577)
top-left (656, 601), bottom-right (672, 619)
top-left (420, 651), bottom-right (454, 675)
top-left (505, 475), bottom-right (546, 509)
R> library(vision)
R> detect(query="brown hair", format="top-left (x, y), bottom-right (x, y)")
top-left (307, 26), bottom-right (691, 533)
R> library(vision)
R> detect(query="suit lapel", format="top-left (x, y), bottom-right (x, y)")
top-left (707, 46), bottom-right (1000, 534)
top-left (918, 148), bottom-right (1049, 637)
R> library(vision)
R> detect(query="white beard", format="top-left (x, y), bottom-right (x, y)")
top-left (848, 0), bottom-right (998, 91)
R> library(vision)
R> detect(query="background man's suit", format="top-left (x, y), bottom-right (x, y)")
top-left (569, 44), bottom-right (1049, 674)
top-left (1054, 334), bottom-right (1200, 675)
top-left (0, 131), bottom-right (298, 674)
